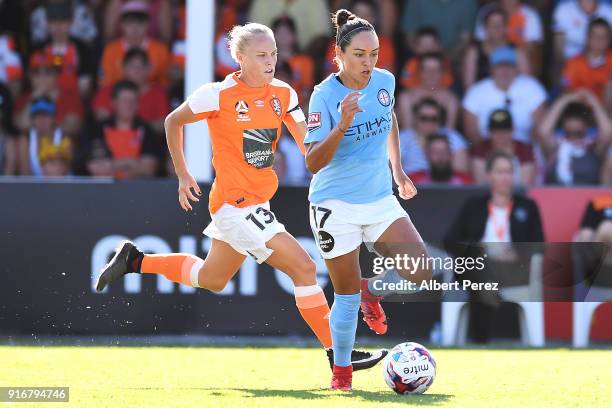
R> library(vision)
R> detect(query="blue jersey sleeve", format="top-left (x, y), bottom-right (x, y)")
top-left (304, 89), bottom-right (333, 144)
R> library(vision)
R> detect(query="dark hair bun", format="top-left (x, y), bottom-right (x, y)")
top-left (334, 9), bottom-right (354, 30)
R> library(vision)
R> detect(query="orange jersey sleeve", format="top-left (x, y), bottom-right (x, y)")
top-left (279, 80), bottom-right (307, 155)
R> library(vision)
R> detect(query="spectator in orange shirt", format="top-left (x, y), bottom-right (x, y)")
top-left (272, 16), bottom-right (315, 104)
top-left (214, 0), bottom-right (240, 80)
top-left (99, 1), bottom-right (170, 88)
top-left (324, 0), bottom-right (396, 75)
top-left (397, 52), bottom-right (459, 129)
top-left (463, 7), bottom-right (530, 89)
top-left (83, 80), bottom-right (160, 179)
top-left (562, 18), bottom-right (612, 111)
top-left (93, 48), bottom-right (169, 135)
top-left (16, 52), bottom-right (83, 139)
top-left (33, 1), bottom-right (95, 98)
top-left (399, 27), bottom-right (453, 91)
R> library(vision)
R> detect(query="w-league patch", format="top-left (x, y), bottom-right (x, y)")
top-left (308, 112), bottom-right (322, 132)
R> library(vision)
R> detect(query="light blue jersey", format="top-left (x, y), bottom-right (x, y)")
top-left (305, 68), bottom-right (395, 204)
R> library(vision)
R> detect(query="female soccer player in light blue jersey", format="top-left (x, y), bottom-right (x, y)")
top-left (304, 9), bottom-right (431, 391)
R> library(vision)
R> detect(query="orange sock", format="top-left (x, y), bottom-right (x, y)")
top-left (141, 253), bottom-right (204, 287)
top-left (295, 285), bottom-right (333, 349)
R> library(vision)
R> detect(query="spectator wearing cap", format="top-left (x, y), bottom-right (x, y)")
top-left (15, 52), bottom-right (83, 138)
top-left (462, 7), bottom-right (530, 89)
top-left (273, 16), bottom-right (315, 105)
top-left (0, 34), bottom-right (23, 98)
top-left (400, 0), bottom-right (478, 60)
top-left (324, 0), bottom-right (396, 75)
top-left (82, 80), bottom-right (161, 179)
top-left (474, 0), bottom-right (543, 75)
top-left (400, 98), bottom-right (469, 175)
top-left (408, 134), bottom-right (473, 185)
top-left (103, 0), bottom-right (173, 44)
top-left (561, 18), bottom-right (612, 111)
top-left (25, 97), bottom-right (72, 177)
top-left (463, 46), bottom-right (546, 145)
top-left (99, 0), bottom-right (170, 88)
top-left (32, 0), bottom-right (95, 97)
top-left (30, 0), bottom-right (100, 47)
top-left (397, 52), bottom-right (459, 129)
top-left (538, 89), bottom-right (611, 185)
top-left (93, 48), bottom-right (168, 135)
top-left (0, 82), bottom-right (26, 175)
top-left (399, 27), bottom-right (454, 91)
top-left (471, 109), bottom-right (536, 186)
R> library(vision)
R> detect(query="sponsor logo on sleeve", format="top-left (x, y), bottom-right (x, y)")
top-left (307, 112), bottom-right (321, 132)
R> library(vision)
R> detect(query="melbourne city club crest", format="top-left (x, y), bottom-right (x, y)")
top-left (377, 89), bottom-right (391, 107)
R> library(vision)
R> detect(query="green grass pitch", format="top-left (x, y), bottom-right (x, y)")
top-left (1, 346), bottom-right (611, 407)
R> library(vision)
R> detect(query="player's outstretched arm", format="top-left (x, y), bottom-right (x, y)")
top-left (164, 101), bottom-right (203, 211)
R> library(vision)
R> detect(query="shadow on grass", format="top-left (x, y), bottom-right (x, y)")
top-left (124, 387), bottom-right (453, 404)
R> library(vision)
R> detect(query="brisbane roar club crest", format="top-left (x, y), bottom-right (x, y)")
top-left (235, 100), bottom-right (250, 122)
top-left (378, 89), bottom-right (391, 107)
top-left (270, 97), bottom-right (282, 117)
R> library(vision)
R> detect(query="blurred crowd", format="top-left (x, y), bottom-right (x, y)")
top-left (0, 0), bottom-right (610, 187)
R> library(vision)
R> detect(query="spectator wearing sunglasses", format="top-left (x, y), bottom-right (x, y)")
top-left (397, 52), bottom-right (459, 129)
top-left (538, 90), bottom-right (612, 185)
top-left (400, 98), bottom-right (469, 175)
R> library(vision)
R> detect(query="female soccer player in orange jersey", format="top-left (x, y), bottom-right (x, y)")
top-left (95, 22), bottom-right (386, 372)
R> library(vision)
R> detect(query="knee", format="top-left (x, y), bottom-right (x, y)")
top-left (289, 258), bottom-right (317, 286)
top-left (199, 272), bottom-right (230, 292)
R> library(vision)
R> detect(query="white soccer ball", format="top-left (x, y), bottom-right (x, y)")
top-left (382, 342), bottom-right (436, 395)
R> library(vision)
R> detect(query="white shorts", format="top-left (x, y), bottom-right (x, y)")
top-left (203, 201), bottom-right (285, 264)
top-left (309, 195), bottom-right (409, 259)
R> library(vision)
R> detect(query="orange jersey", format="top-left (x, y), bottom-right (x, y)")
top-left (562, 52), bottom-right (612, 102)
top-left (400, 58), bottom-right (454, 89)
top-left (187, 72), bottom-right (306, 213)
top-left (100, 39), bottom-right (170, 87)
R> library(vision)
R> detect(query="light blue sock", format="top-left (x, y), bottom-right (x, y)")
top-left (330, 292), bottom-right (361, 367)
